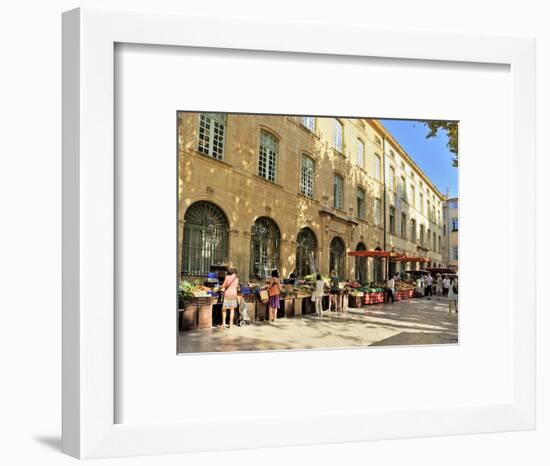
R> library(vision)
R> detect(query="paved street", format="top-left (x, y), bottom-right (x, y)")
top-left (177, 297), bottom-right (458, 354)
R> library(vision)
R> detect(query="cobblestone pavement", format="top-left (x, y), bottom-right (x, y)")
top-left (177, 296), bottom-right (458, 354)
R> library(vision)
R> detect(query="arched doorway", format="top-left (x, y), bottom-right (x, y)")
top-left (329, 237), bottom-right (346, 279)
top-left (296, 228), bottom-right (318, 278)
top-left (355, 242), bottom-right (367, 283)
top-left (182, 201), bottom-right (229, 276)
top-left (250, 217), bottom-right (280, 279)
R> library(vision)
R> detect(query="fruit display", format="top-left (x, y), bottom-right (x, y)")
top-left (178, 281), bottom-right (215, 298)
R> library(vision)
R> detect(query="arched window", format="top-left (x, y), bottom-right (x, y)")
top-left (296, 228), bottom-right (318, 278)
top-left (329, 237), bottom-right (346, 279)
top-left (197, 113), bottom-right (226, 160)
top-left (355, 242), bottom-right (367, 283)
top-left (258, 130), bottom-right (278, 182)
top-left (182, 201), bottom-right (229, 276)
top-left (300, 155), bottom-right (315, 198)
top-left (250, 217), bottom-right (280, 278)
top-left (333, 119), bottom-right (343, 152)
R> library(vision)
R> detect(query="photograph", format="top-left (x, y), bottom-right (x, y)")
top-left (177, 112), bottom-right (459, 353)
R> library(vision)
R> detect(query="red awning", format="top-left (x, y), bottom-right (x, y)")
top-left (348, 250), bottom-right (389, 258)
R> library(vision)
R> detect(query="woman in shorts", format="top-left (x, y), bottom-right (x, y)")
top-left (220, 268), bottom-right (239, 328)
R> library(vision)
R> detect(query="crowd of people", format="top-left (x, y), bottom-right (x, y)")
top-left (392, 272), bottom-right (458, 312)
top-left (218, 268), bottom-right (458, 330)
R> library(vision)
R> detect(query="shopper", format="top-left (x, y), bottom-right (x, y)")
top-left (416, 276), bottom-right (424, 298)
top-left (442, 276), bottom-right (451, 296)
top-left (386, 275), bottom-right (395, 303)
top-left (220, 268), bottom-right (239, 329)
top-left (313, 273), bottom-right (325, 316)
top-left (329, 270), bottom-right (340, 312)
top-left (448, 276), bottom-right (458, 312)
top-left (267, 269), bottom-right (281, 323)
top-left (436, 274), bottom-right (443, 296)
top-left (426, 273), bottom-right (433, 297)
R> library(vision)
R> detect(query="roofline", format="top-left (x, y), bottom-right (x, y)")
top-left (366, 119), bottom-right (447, 201)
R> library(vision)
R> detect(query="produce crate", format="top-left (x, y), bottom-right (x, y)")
top-left (241, 297), bottom-right (256, 322)
top-left (283, 297), bottom-right (295, 318)
top-left (302, 296), bottom-right (315, 315)
top-left (179, 304), bottom-right (197, 331)
top-left (395, 289), bottom-right (415, 301)
top-left (348, 295), bottom-right (363, 309)
top-left (294, 297), bottom-right (303, 316)
top-left (197, 297), bottom-right (214, 329)
top-left (363, 291), bottom-right (385, 305)
top-left (256, 301), bottom-right (268, 321)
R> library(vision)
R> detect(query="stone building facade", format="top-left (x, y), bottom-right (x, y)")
top-left (442, 197), bottom-right (459, 270)
top-left (177, 112), bottom-right (445, 282)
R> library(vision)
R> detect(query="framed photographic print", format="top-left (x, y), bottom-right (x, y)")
top-left (62, 7), bottom-right (536, 459)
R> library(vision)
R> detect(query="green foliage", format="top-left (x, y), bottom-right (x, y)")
top-left (421, 121), bottom-right (459, 167)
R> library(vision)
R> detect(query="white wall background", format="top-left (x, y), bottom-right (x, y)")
top-left (0, 1), bottom-right (547, 465)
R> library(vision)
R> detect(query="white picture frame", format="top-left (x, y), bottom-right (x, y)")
top-left (62, 7), bottom-right (536, 459)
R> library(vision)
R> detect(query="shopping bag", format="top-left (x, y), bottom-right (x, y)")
top-left (259, 289), bottom-right (269, 303)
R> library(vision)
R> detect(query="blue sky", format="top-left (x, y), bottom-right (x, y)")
top-left (378, 119), bottom-right (458, 198)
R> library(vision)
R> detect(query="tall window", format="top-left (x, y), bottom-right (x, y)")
top-left (433, 232), bottom-right (436, 250)
top-left (419, 192), bottom-right (424, 214)
top-left (301, 116), bottom-right (315, 132)
top-left (197, 113), bottom-right (226, 160)
top-left (427, 229), bottom-right (431, 249)
top-left (333, 173), bottom-right (344, 210)
top-left (375, 154), bottom-right (381, 180)
top-left (258, 130), bottom-right (278, 182)
top-left (410, 185), bottom-right (416, 207)
top-left (427, 200), bottom-right (431, 221)
top-left (355, 242), bottom-right (367, 282)
top-left (333, 119), bottom-right (343, 152)
top-left (356, 139), bottom-right (365, 168)
top-left (329, 237), bottom-right (346, 278)
top-left (438, 235), bottom-right (441, 253)
top-left (400, 176), bottom-right (407, 200)
top-left (356, 187), bottom-right (365, 220)
top-left (453, 246), bottom-right (459, 260)
top-left (182, 201), bottom-right (228, 276)
top-left (296, 228), bottom-right (317, 278)
top-left (389, 206), bottom-right (396, 234)
top-left (432, 206), bottom-right (436, 224)
top-left (420, 224), bottom-right (425, 245)
top-left (250, 217), bottom-right (280, 279)
top-left (451, 217), bottom-right (459, 231)
top-left (374, 198), bottom-right (382, 226)
top-left (411, 218), bottom-right (417, 241)
top-left (388, 166), bottom-right (395, 191)
top-left (401, 212), bottom-right (407, 238)
top-left (300, 155), bottom-right (315, 198)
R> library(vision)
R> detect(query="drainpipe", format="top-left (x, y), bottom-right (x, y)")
top-left (382, 136), bottom-right (388, 281)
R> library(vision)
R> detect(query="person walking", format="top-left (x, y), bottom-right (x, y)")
top-left (386, 275), bottom-right (395, 303)
top-left (436, 274), bottom-right (443, 296)
top-left (329, 270), bottom-right (340, 312)
top-left (267, 269), bottom-right (281, 323)
top-left (448, 276), bottom-right (458, 312)
top-left (220, 268), bottom-right (239, 329)
top-left (426, 273), bottom-right (433, 297)
top-left (442, 276), bottom-right (450, 297)
top-left (313, 273), bottom-right (325, 316)
top-left (416, 276), bottom-right (424, 298)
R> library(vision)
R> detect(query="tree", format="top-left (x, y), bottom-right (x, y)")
top-left (421, 121), bottom-right (458, 167)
